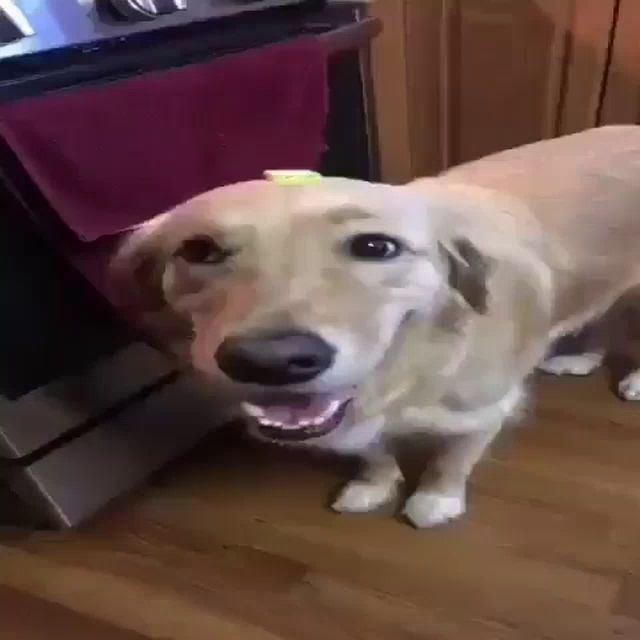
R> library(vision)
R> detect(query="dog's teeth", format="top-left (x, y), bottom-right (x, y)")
top-left (257, 417), bottom-right (283, 427)
top-left (242, 402), bottom-right (265, 418)
top-left (248, 398), bottom-right (346, 432)
top-left (320, 400), bottom-right (341, 420)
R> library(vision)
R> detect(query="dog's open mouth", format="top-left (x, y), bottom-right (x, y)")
top-left (241, 391), bottom-right (353, 441)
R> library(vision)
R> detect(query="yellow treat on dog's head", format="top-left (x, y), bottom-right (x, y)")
top-left (263, 169), bottom-right (323, 186)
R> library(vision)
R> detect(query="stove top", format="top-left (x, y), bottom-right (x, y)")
top-left (0, 1), bottom-right (324, 55)
top-left (0, 0), bottom-right (331, 102)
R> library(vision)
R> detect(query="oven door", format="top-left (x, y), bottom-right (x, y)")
top-left (0, 3), bottom-right (380, 179)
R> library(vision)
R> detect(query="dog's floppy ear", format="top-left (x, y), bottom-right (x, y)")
top-left (440, 238), bottom-right (490, 313)
top-left (110, 216), bottom-right (196, 356)
top-left (109, 216), bottom-right (172, 313)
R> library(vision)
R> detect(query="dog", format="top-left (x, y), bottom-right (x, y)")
top-left (111, 125), bottom-right (640, 528)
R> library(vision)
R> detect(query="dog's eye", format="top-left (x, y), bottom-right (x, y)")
top-left (346, 233), bottom-right (404, 261)
top-left (174, 235), bottom-right (231, 265)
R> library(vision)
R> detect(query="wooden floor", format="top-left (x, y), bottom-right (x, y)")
top-left (2, 373), bottom-right (640, 639)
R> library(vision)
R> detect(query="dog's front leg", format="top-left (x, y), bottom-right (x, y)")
top-left (403, 425), bottom-right (499, 528)
top-left (332, 448), bottom-right (403, 514)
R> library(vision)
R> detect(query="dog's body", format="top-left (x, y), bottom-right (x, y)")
top-left (433, 126), bottom-right (640, 404)
top-left (113, 126), bottom-right (640, 527)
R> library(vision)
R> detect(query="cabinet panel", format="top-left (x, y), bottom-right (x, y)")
top-left (370, 0), bottom-right (617, 181)
top-left (600, 0), bottom-right (640, 125)
top-left (404, 0), bottom-right (447, 176)
top-left (558, 0), bottom-right (617, 133)
top-left (368, 0), bottom-right (413, 183)
top-left (446, 0), bottom-right (572, 165)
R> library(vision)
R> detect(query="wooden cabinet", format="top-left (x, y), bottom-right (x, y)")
top-left (369, 0), bottom-right (632, 182)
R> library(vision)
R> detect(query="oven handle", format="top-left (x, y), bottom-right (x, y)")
top-left (317, 17), bottom-right (382, 54)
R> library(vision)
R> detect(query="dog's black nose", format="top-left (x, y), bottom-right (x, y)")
top-left (215, 330), bottom-right (335, 386)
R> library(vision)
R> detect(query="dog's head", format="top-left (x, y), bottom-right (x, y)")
top-left (111, 178), bottom-right (489, 441)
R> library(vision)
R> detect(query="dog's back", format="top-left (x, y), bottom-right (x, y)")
top-left (418, 125), bottom-right (640, 335)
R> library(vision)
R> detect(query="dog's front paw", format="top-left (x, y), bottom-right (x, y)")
top-left (332, 480), bottom-right (397, 514)
top-left (538, 352), bottom-right (603, 376)
top-left (402, 490), bottom-right (466, 528)
top-left (619, 369), bottom-right (640, 401)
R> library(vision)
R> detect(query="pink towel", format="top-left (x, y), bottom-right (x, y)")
top-left (0, 37), bottom-right (329, 243)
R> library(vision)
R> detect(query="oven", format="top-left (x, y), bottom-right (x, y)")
top-left (0, 0), bottom-right (381, 528)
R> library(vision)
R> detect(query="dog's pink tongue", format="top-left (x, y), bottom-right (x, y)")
top-left (258, 395), bottom-right (332, 424)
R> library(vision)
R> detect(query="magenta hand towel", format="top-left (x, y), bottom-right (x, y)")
top-left (0, 37), bottom-right (329, 242)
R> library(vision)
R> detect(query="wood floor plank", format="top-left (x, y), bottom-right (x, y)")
top-left (0, 585), bottom-right (151, 640)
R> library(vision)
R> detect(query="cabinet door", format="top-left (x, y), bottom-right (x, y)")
top-left (440, 0), bottom-right (573, 167)
top-left (370, 0), bottom-right (616, 181)
top-left (600, 0), bottom-right (640, 125)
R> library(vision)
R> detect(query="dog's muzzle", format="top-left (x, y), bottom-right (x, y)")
top-left (214, 329), bottom-right (353, 441)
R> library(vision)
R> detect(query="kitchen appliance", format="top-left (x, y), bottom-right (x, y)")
top-left (0, 0), bottom-right (380, 528)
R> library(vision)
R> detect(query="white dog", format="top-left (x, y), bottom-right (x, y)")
top-left (112, 126), bottom-right (640, 527)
